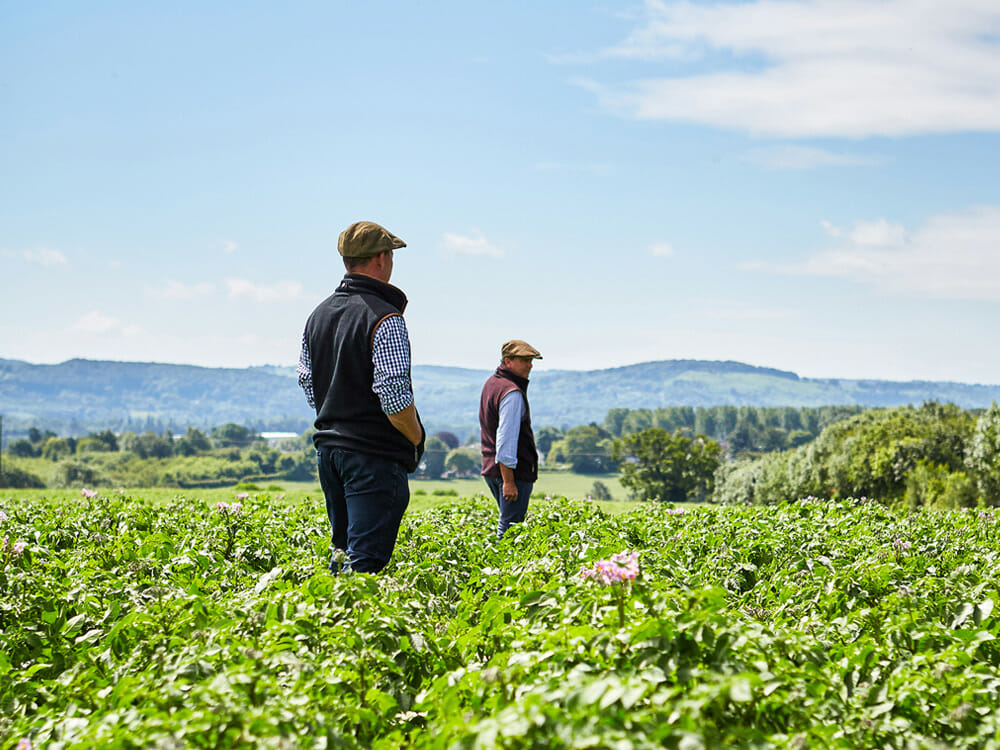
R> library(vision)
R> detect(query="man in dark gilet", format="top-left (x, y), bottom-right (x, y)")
top-left (297, 221), bottom-right (425, 573)
top-left (479, 340), bottom-right (542, 538)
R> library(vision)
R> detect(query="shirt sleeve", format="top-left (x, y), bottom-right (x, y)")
top-left (371, 315), bottom-right (414, 415)
top-left (496, 389), bottom-right (525, 469)
top-left (297, 331), bottom-right (316, 410)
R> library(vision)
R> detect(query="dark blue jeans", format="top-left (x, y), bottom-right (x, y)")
top-left (484, 476), bottom-right (532, 539)
top-left (316, 447), bottom-right (410, 574)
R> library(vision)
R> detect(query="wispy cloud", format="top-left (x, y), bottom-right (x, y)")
top-left (441, 231), bottom-right (504, 259)
top-left (222, 240), bottom-right (238, 254)
top-left (590, 0), bottom-right (1000, 138)
top-left (225, 278), bottom-right (307, 302)
top-left (745, 205), bottom-right (1000, 300)
top-left (22, 248), bottom-right (68, 267)
top-left (70, 311), bottom-right (142, 337)
top-left (745, 145), bottom-right (879, 170)
top-left (152, 280), bottom-right (217, 300)
top-left (648, 242), bottom-right (675, 257)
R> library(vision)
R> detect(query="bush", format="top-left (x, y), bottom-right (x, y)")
top-left (56, 462), bottom-right (105, 488)
top-left (0, 464), bottom-right (46, 488)
top-left (590, 480), bottom-right (612, 501)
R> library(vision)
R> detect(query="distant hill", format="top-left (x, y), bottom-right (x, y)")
top-left (2, 357), bottom-right (999, 442)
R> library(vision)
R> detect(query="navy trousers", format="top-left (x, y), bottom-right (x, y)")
top-left (317, 446), bottom-right (409, 573)
top-left (484, 476), bottom-right (532, 539)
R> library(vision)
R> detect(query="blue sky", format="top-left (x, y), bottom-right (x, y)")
top-left (3, 0), bottom-right (1000, 383)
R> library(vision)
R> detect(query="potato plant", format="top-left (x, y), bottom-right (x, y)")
top-left (1, 492), bottom-right (999, 748)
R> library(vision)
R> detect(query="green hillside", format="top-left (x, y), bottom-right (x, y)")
top-left (2, 357), bottom-right (1000, 442)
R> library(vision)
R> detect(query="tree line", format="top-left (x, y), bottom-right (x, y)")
top-left (1, 424), bottom-right (316, 489)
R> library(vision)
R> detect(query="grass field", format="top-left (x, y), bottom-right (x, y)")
top-left (1, 467), bottom-right (634, 516)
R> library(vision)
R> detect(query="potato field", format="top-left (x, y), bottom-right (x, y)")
top-left (2, 490), bottom-right (1000, 748)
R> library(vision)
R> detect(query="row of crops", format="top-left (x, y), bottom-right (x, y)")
top-left (2, 490), bottom-right (1000, 748)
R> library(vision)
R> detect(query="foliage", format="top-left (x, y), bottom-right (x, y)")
top-left (421, 436), bottom-right (449, 478)
top-left (0, 464), bottom-right (45, 489)
top-left (548, 425), bottom-right (616, 474)
top-left (614, 428), bottom-right (722, 503)
top-left (603, 404), bottom-right (868, 456)
top-left (718, 403), bottom-right (978, 506)
top-left (968, 402), bottom-right (1000, 506)
top-left (3, 492), bottom-right (1000, 748)
top-left (433, 431), bottom-right (460, 450)
top-left (444, 448), bottom-right (478, 477)
top-left (590, 480), bottom-right (613, 501)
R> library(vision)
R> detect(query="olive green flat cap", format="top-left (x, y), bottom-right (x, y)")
top-left (502, 340), bottom-right (543, 359)
top-left (338, 221), bottom-right (407, 258)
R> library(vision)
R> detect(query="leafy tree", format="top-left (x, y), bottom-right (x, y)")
top-left (551, 425), bottom-right (615, 474)
top-left (444, 448), bottom-right (478, 477)
top-left (41, 437), bottom-right (73, 461)
top-left (603, 408), bottom-right (629, 438)
top-left (717, 402), bottom-right (975, 505)
top-left (121, 431), bottom-right (174, 459)
top-left (968, 402), bottom-right (1000, 506)
top-left (57, 462), bottom-right (104, 488)
top-left (175, 427), bottom-right (212, 456)
top-left (89, 429), bottom-right (119, 452)
top-left (0, 463), bottom-right (45, 488)
top-left (211, 423), bottom-right (256, 448)
top-left (421, 436), bottom-right (448, 478)
top-left (535, 426), bottom-right (564, 458)
top-left (28, 427), bottom-right (57, 445)
top-left (590, 480), bottom-right (612, 501)
top-left (434, 431), bottom-right (460, 450)
top-left (613, 428), bottom-right (721, 503)
top-left (8, 439), bottom-right (38, 458)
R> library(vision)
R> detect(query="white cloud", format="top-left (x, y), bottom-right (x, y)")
top-left (71, 311), bottom-right (124, 334)
top-left (745, 145), bottom-right (878, 170)
top-left (592, 0), bottom-right (1000, 137)
top-left (153, 279), bottom-right (217, 300)
top-left (222, 240), bottom-right (238, 254)
top-left (747, 205), bottom-right (1000, 300)
top-left (441, 231), bottom-right (504, 259)
top-left (820, 218), bottom-right (907, 247)
top-left (648, 242), bottom-right (675, 257)
top-left (22, 248), bottom-right (68, 267)
top-left (225, 278), bottom-right (307, 302)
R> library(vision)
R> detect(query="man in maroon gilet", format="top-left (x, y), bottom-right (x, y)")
top-left (479, 340), bottom-right (542, 538)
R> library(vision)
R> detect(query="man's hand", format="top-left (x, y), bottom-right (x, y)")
top-left (499, 463), bottom-right (518, 502)
top-left (387, 402), bottom-right (422, 446)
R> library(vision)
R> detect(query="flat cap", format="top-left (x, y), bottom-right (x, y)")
top-left (338, 221), bottom-right (407, 258)
top-left (502, 340), bottom-right (543, 360)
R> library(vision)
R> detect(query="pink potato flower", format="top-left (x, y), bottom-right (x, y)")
top-left (581, 550), bottom-right (640, 586)
top-left (81, 488), bottom-right (98, 499)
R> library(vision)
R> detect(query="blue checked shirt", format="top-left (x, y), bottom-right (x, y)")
top-left (297, 315), bottom-right (414, 415)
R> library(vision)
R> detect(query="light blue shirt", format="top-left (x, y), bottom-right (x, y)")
top-left (496, 389), bottom-right (525, 468)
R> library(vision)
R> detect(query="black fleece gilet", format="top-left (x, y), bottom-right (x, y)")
top-left (304, 274), bottom-right (423, 472)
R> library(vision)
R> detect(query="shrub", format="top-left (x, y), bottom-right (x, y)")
top-left (0, 464), bottom-right (46, 488)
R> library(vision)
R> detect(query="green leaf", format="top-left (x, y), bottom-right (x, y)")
top-left (974, 597), bottom-right (994, 625)
top-left (730, 678), bottom-right (753, 703)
